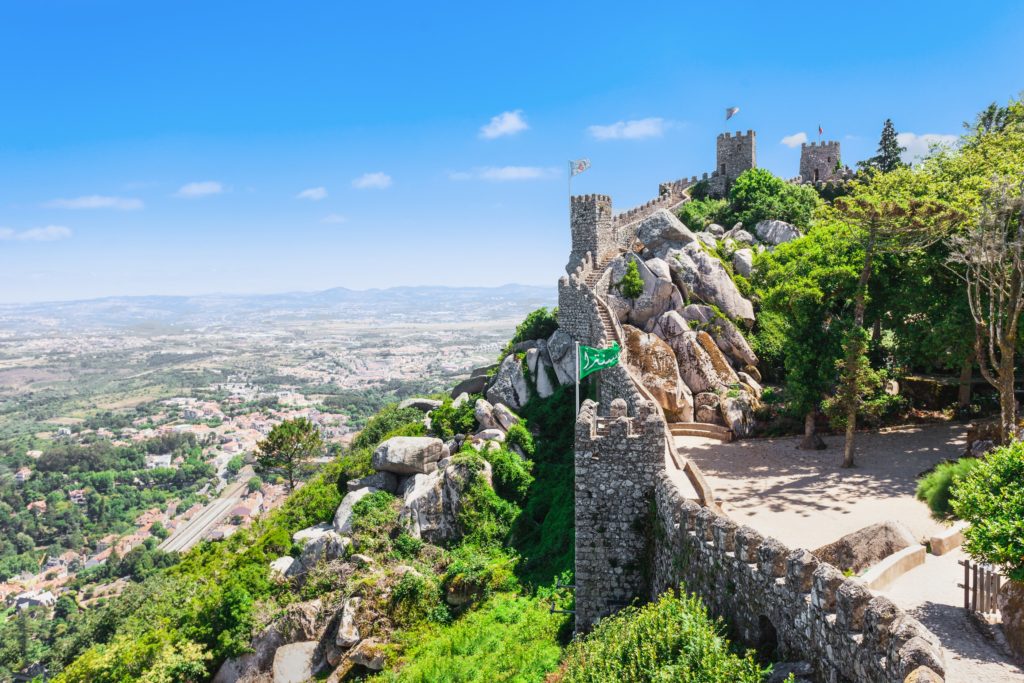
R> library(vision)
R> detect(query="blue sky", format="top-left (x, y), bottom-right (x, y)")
top-left (1, 1), bottom-right (1022, 303)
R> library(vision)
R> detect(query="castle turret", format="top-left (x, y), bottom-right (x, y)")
top-left (708, 130), bottom-right (756, 197)
top-left (799, 140), bottom-right (841, 183)
top-left (567, 194), bottom-right (614, 274)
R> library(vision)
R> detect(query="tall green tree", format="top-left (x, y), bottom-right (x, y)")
top-left (859, 119), bottom-right (907, 173)
top-left (255, 418), bottom-right (323, 491)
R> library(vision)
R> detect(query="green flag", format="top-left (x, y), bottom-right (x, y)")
top-left (578, 342), bottom-right (620, 379)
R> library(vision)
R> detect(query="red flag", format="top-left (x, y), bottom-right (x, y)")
top-left (818, 125), bottom-right (823, 136)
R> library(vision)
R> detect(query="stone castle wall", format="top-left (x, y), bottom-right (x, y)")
top-left (651, 471), bottom-right (946, 682)
top-left (574, 399), bottom-right (665, 631)
top-left (707, 130), bottom-right (756, 197)
top-left (568, 194), bottom-right (615, 274)
top-left (800, 140), bottom-right (842, 183)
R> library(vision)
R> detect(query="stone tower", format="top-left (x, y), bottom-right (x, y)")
top-left (708, 130), bottom-right (756, 197)
top-left (567, 194), bottom-right (615, 273)
top-left (799, 141), bottom-right (841, 183)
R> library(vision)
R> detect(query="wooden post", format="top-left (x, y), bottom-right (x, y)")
top-left (962, 559), bottom-right (970, 610)
top-left (972, 563), bottom-right (979, 612)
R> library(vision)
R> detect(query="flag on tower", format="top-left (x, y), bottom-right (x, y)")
top-left (569, 158), bottom-right (591, 177)
top-left (818, 125), bottom-right (823, 136)
top-left (725, 106), bottom-right (740, 120)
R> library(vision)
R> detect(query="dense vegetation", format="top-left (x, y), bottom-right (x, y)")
top-left (916, 458), bottom-right (982, 517)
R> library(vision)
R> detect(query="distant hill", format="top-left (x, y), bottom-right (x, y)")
top-left (0, 284), bottom-right (557, 332)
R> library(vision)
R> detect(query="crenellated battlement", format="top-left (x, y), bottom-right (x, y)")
top-left (800, 139), bottom-right (843, 183)
top-left (652, 473), bottom-right (946, 681)
top-left (802, 140), bottom-right (840, 149)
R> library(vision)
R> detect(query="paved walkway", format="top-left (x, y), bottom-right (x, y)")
top-left (673, 424), bottom-right (1024, 681)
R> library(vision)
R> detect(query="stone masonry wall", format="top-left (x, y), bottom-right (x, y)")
top-left (800, 141), bottom-right (842, 183)
top-left (651, 472), bottom-right (946, 682)
top-left (574, 399), bottom-right (665, 631)
top-left (707, 130), bottom-right (756, 197)
top-left (568, 194), bottom-right (615, 274)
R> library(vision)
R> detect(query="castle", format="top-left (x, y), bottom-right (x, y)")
top-left (558, 130), bottom-right (946, 682)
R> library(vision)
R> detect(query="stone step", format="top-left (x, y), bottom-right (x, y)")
top-left (669, 422), bottom-right (733, 442)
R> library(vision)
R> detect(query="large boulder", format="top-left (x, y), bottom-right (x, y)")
top-left (450, 374), bottom-right (487, 398)
top-left (349, 639), bottom-right (385, 671)
top-left (333, 487), bottom-right (380, 534)
top-left (399, 458), bottom-right (493, 544)
top-left (492, 403), bottom-right (520, 431)
top-left (270, 556), bottom-right (297, 581)
top-left (605, 254), bottom-right (684, 329)
top-left (696, 331), bottom-right (740, 385)
top-left (754, 219), bottom-right (802, 246)
top-left (646, 309), bottom-right (689, 340)
top-left (732, 248), bottom-right (754, 278)
top-left (346, 471), bottom-right (398, 494)
top-left (486, 354), bottom-right (530, 410)
top-left (622, 324), bottom-right (694, 422)
top-left (720, 393), bottom-right (755, 437)
top-left (671, 330), bottom-right (727, 395)
top-left (525, 345), bottom-right (556, 398)
top-left (335, 597), bottom-right (362, 648)
top-left (997, 580), bottom-right (1024, 660)
top-left (546, 328), bottom-right (576, 386)
top-left (663, 243), bottom-right (755, 323)
top-left (272, 641), bottom-right (320, 683)
top-left (813, 520), bottom-right (918, 574)
top-left (372, 436), bottom-right (447, 475)
top-left (635, 208), bottom-right (698, 255)
top-left (297, 528), bottom-right (351, 570)
top-left (722, 226), bottom-right (756, 245)
top-left (398, 398), bottom-right (442, 412)
top-left (474, 398), bottom-right (499, 431)
top-left (680, 304), bottom-right (757, 368)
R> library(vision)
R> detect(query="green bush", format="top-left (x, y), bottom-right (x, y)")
top-left (501, 307), bottom-right (559, 357)
top-left (560, 592), bottom-right (767, 683)
top-left (442, 544), bottom-right (519, 607)
top-left (916, 458), bottom-right (982, 517)
top-left (351, 490), bottom-right (400, 554)
top-left (391, 571), bottom-right (447, 627)
top-left (484, 447), bottom-right (534, 503)
top-left (952, 441), bottom-right (1024, 580)
top-left (677, 197), bottom-right (728, 231)
top-left (353, 405), bottom-right (427, 451)
top-left (431, 396), bottom-right (478, 441)
top-left (505, 422), bottom-right (535, 457)
top-left (453, 454), bottom-right (520, 546)
top-left (616, 260), bottom-right (644, 299)
top-left (728, 168), bottom-right (821, 230)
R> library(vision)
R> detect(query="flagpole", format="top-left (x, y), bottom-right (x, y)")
top-left (575, 341), bottom-right (580, 417)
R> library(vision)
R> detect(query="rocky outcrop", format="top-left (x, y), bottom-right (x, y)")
top-left (492, 403), bottom-right (519, 431)
top-left (754, 219), bottom-right (802, 246)
top-left (486, 354), bottom-right (530, 410)
top-left (605, 254), bottom-right (684, 329)
top-left (546, 328), bottom-right (577, 386)
top-left (680, 304), bottom-right (757, 368)
top-left (525, 345), bottom-right (556, 398)
top-left (296, 528), bottom-right (351, 571)
top-left (450, 374), bottom-right (487, 398)
top-left (346, 471), bottom-right (398, 494)
top-left (719, 394), bottom-right (755, 437)
top-left (655, 322), bottom-right (726, 396)
top-left (399, 458), bottom-right (492, 544)
top-left (398, 398), bottom-right (442, 412)
top-left (622, 324), bottom-right (693, 422)
top-left (635, 208), bottom-right (698, 255)
top-left (663, 243), bottom-right (754, 323)
top-left (695, 331), bottom-right (740, 385)
top-left (333, 487), bottom-right (379, 534)
top-left (335, 597), bottom-right (361, 648)
top-left (349, 639), bottom-right (385, 671)
top-left (371, 437), bottom-right (447, 475)
top-left (813, 520), bottom-right (918, 574)
top-left (273, 641), bottom-right (320, 683)
top-left (997, 580), bottom-right (1024, 660)
top-left (732, 248), bottom-right (754, 278)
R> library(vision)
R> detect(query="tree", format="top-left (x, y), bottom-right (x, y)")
top-left (726, 168), bottom-right (821, 229)
top-left (616, 260), bottom-right (644, 299)
top-left (859, 119), bottom-right (907, 173)
top-left (829, 189), bottom-right (962, 466)
top-left (246, 476), bottom-right (262, 494)
top-left (254, 418), bottom-right (323, 491)
top-left (951, 440), bottom-right (1024, 581)
top-left (948, 180), bottom-right (1024, 442)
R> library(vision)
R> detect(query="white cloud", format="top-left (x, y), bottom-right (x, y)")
top-left (588, 117), bottom-right (667, 141)
top-left (479, 110), bottom-right (529, 139)
top-left (897, 132), bottom-right (958, 164)
top-left (352, 172), bottom-right (392, 190)
top-left (450, 166), bottom-right (558, 182)
top-left (45, 195), bottom-right (143, 210)
top-left (781, 132), bottom-right (808, 148)
top-left (297, 186), bottom-right (328, 201)
top-left (0, 225), bottom-right (72, 242)
top-left (175, 181), bottom-right (224, 198)
top-left (321, 213), bottom-right (347, 224)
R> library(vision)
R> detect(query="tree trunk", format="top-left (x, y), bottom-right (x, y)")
top-left (841, 249), bottom-right (874, 468)
top-left (800, 411), bottom-right (825, 450)
top-left (999, 345), bottom-right (1018, 443)
top-left (958, 355), bottom-right (974, 409)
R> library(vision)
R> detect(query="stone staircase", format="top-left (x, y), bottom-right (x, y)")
top-left (669, 422), bottom-right (733, 442)
top-left (584, 260), bottom-right (615, 343)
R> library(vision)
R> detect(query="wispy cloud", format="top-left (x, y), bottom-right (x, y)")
top-left (450, 166), bottom-right (559, 182)
top-left (588, 117), bottom-right (667, 141)
top-left (897, 132), bottom-right (958, 164)
top-left (781, 132), bottom-right (808, 148)
top-left (352, 172), bottom-right (392, 190)
top-left (0, 225), bottom-right (72, 242)
top-left (480, 110), bottom-right (529, 139)
top-left (297, 186), bottom-right (328, 201)
top-left (175, 181), bottom-right (224, 198)
top-left (45, 195), bottom-right (143, 210)
top-left (321, 213), bottom-right (347, 224)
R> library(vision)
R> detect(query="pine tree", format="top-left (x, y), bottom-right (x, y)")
top-left (858, 119), bottom-right (907, 172)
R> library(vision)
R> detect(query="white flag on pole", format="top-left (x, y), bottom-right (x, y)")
top-left (569, 158), bottom-right (591, 177)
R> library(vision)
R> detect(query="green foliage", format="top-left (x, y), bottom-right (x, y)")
top-left (483, 447), bottom-right (534, 503)
top-left (858, 118), bottom-right (907, 173)
top-left (373, 594), bottom-right (565, 683)
top-left (255, 417), bottom-right (324, 491)
top-left (393, 532), bottom-right (424, 560)
top-left (350, 490), bottom-right (401, 555)
top-left (951, 441), bottom-right (1024, 580)
top-left (442, 544), bottom-right (519, 607)
top-left (677, 197), bottom-right (728, 231)
top-left (353, 405), bottom-right (427, 451)
top-left (504, 423), bottom-right (535, 457)
top-left (225, 454), bottom-right (244, 477)
top-left (391, 571), bottom-right (447, 627)
top-left (616, 260), bottom-right (645, 299)
top-left (453, 454), bottom-right (519, 547)
top-left (501, 307), bottom-right (559, 358)
top-left (560, 592), bottom-right (767, 683)
top-left (431, 396), bottom-right (478, 441)
top-left (246, 476), bottom-right (262, 493)
top-left (916, 458), bottom-right (982, 517)
top-left (728, 168), bottom-right (822, 229)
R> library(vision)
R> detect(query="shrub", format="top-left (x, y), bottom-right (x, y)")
top-left (677, 197), bottom-right (728, 231)
top-left (484, 447), bottom-right (534, 503)
top-left (560, 592), bottom-right (767, 683)
top-left (393, 532), bottom-right (424, 560)
top-left (616, 260), bottom-right (644, 299)
top-left (505, 422), bottom-right (535, 457)
top-left (430, 396), bottom-right (478, 441)
top-left (452, 454), bottom-right (520, 546)
top-left (501, 307), bottom-right (559, 357)
top-left (391, 571), bottom-right (447, 627)
top-left (441, 544), bottom-right (519, 607)
top-left (952, 441), bottom-right (1024, 580)
top-left (727, 168), bottom-right (821, 230)
top-left (916, 458), bottom-right (982, 517)
top-left (353, 405), bottom-right (426, 451)
top-left (350, 490), bottom-right (400, 554)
